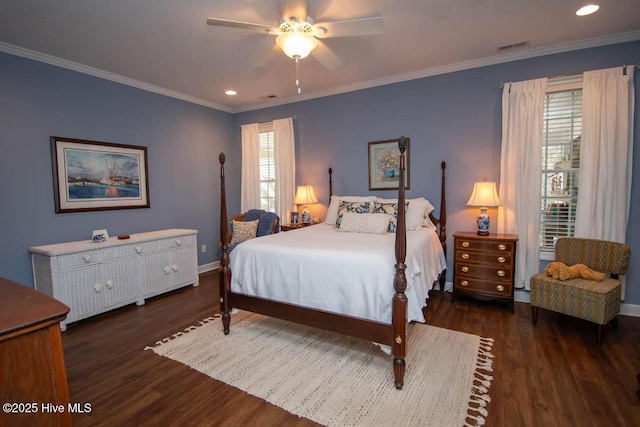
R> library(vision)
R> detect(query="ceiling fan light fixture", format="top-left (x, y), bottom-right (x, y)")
top-left (276, 30), bottom-right (318, 59)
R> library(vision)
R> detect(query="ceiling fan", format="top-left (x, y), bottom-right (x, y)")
top-left (206, 0), bottom-right (383, 93)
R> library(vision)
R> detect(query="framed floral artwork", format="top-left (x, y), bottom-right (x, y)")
top-left (368, 138), bottom-right (410, 190)
top-left (51, 136), bottom-right (150, 213)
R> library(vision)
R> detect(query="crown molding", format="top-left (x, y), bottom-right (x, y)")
top-left (234, 30), bottom-right (640, 113)
top-left (3, 29), bottom-right (639, 115)
top-left (0, 42), bottom-right (234, 113)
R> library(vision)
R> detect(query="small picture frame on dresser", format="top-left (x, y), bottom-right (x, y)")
top-left (290, 212), bottom-right (299, 224)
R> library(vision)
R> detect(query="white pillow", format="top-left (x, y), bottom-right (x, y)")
top-left (325, 195), bottom-right (376, 225)
top-left (336, 212), bottom-right (391, 234)
top-left (375, 197), bottom-right (435, 231)
top-left (230, 219), bottom-right (259, 245)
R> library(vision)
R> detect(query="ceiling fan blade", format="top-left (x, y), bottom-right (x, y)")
top-left (206, 18), bottom-right (278, 34)
top-left (281, 0), bottom-right (308, 21)
top-left (313, 16), bottom-right (383, 39)
top-left (312, 41), bottom-right (344, 71)
top-left (253, 45), bottom-right (280, 68)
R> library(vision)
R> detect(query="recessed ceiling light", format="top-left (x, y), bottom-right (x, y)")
top-left (225, 90), bottom-right (237, 96)
top-left (576, 4), bottom-right (600, 16)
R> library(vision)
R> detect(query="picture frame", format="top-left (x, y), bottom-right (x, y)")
top-left (51, 136), bottom-right (150, 213)
top-left (290, 212), bottom-right (299, 224)
top-left (368, 138), bottom-right (410, 190)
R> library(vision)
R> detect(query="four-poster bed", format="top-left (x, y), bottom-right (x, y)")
top-left (218, 137), bottom-right (447, 389)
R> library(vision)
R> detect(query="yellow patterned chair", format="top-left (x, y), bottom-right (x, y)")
top-left (530, 237), bottom-right (631, 345)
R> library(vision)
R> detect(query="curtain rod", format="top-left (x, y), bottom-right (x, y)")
top-left (499, 63), bottom-right (639, 88)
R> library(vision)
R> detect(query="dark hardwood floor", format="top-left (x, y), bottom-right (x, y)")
top-left (61, 271), bottom-right (640, 427)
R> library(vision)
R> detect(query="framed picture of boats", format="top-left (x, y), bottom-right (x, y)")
top-left (50, 137), bottom-right (150, 213)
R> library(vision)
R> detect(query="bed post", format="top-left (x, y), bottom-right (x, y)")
top-left (438, 161), bottom-right (447, 289)
top-left (328, 167), bottom-right (333, 199)
top-left (392, 137), bottom-right (408, 390)
top-left (218, 153), bottom-right (231, 335)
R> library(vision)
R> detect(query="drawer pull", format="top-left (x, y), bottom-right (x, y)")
top-left (105, 279), bottom-right (114, 289)
top-left (498, 244), bottom-right (507, 251)
top-left (135, 246), bottom-right (142, 253)
top-left (497, 270), bottom-right (506, 277)
top-left (176, 239), bottom-right (182, 246)
top-left (461, 266), bottom-right (469, 273)
top-left (172, 264), bottom-right (178, 272)
top-left (497, 256), bottom-right (506, 263)
top-left (460, 280), bottom-right (469, 287)
top-left (462, 241), bottom-right (470, 248)
top-left (461, 253), bottom-right (470, 260)
top-left (82, 254), bottom-right (92, 263)
top-left (93, 283), bottom-right (102, 293)
top-left (164, 266), bottom-right (171, 274)
top-left (496, 285), bottom-right (505, 292)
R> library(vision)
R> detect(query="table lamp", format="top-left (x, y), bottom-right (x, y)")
top-left (294, 184), bottom-right (318, 225)
top-left (466, 181), bottom-right (501, 235)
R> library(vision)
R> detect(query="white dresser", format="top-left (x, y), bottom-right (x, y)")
top-left (31, 229), bottom-right (198, 330)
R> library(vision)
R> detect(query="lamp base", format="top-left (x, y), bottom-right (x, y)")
top-left (477, 208), bottom-right (490, 236)
top-left (301, 206), bottom-right (311, 224)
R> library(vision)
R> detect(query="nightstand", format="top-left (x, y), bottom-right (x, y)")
top-left (280, 223), bottom-right (310, 232)
top-left (452, 231), bottom-right (518, 313)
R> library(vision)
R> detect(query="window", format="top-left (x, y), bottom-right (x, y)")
top-left (540, 84), bottom-right (582, 253)
top-left (258, 123), bottom-right (275, 212)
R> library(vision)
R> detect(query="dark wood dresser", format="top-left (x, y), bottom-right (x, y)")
top-left (452, 231), bottom-right (518, 313)
top-left (0, 277), bottom-right (71, 427)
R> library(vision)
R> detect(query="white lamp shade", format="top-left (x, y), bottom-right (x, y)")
top-left (466, 181), bottom-right (501, 207)
top-left (294, 185), bottom-right (318, 205)
top-left (276, 31), bottom-right (318, 59)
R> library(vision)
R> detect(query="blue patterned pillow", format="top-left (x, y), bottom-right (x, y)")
top-left (336, 201), bottom-right (372, 228)
top-left (373, 201), bottom-right (408, 233)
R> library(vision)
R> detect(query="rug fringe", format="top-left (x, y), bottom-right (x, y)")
top-left (464, 336), bottom-right (495, 426)
top-left (144, 315), bottom-right (219, 350)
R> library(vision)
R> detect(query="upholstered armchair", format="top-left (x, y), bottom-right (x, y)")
top-left (530, 237), bottom-right (631, 345)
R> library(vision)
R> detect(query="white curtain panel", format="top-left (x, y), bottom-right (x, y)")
top-left (240, 123), bottom-right (260, 212)
top-left (498, 78), bottom-right (547, 290)
top-left (273, 117), bottom-right (296, 221)
top-left (575, 66), bottom-right (635, 243)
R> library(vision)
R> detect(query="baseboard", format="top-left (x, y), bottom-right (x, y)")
top-left (442, 283), bottom-right (640, 318)
top-left (198, 261), bottom-right (219, 274)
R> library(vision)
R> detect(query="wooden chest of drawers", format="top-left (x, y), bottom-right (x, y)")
top-left (452, 231), bottom-right (518, 313)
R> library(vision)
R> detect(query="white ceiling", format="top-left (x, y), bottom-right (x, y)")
top-left (1, 0), bottom-right (639, 113)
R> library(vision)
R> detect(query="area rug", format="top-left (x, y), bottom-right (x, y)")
top-left (145, 311), bottom-right (494, 427)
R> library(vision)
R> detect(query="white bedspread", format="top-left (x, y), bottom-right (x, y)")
top-left (229, 224), bottom-right (446, 324)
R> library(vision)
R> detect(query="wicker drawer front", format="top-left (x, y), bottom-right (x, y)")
top-left (454, 276), bottom-right (513, 296)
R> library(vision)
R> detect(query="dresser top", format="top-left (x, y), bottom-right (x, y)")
top-left (30, 228), bottom-right (198, 256)
top-left (0, 277), bottom-right (69, 338)
top-left (453, 231), bottom-right (519, 241)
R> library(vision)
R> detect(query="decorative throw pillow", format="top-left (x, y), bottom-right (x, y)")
top-left (230, 219), bottom-right (259, 245)
top-left (336, 200), bottom-right (372, 227)
top-left (376, 197), bottom-right (435, 231)
top-left (372, 201), bottom-right (408, 233)
top-left (336, 212), bottom-right (391, 234)
top-left (325, 195), bottom-right (376, 225)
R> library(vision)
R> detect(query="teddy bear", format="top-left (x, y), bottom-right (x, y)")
top-left (544, 261), bottom-right (606, 281)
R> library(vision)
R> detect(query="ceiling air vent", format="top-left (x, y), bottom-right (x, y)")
top-left (497, 41), bottom-right (530, 52)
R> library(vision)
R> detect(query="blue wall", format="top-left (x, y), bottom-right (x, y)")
top-left (235, 41), bottom-right (640, 304)
top-left (0, 53), bottom-right (241, 287)
top-left (2, 41), bottom-right (639, 304)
